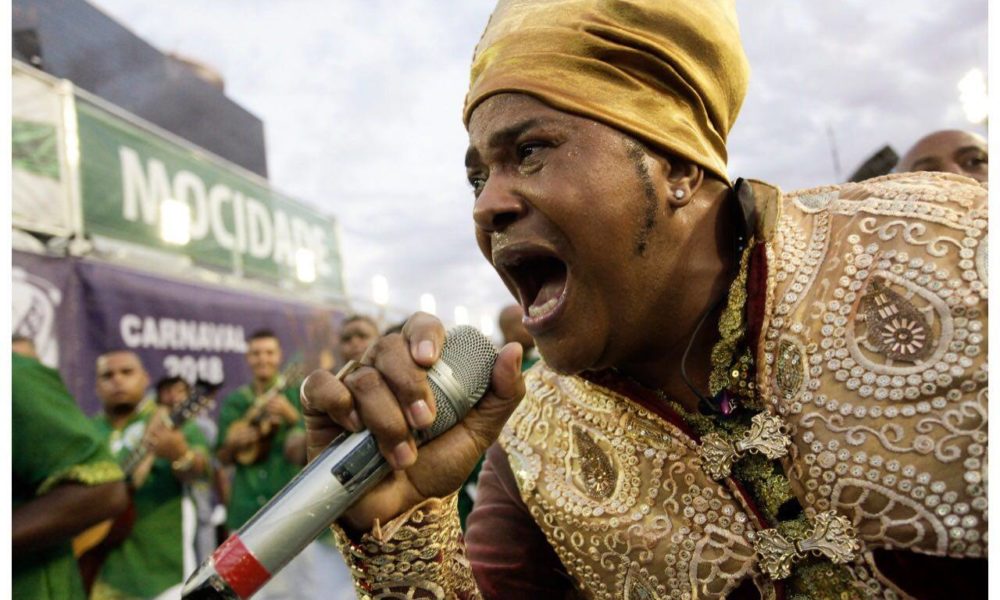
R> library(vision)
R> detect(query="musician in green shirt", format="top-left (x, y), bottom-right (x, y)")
top-left (216, 330), bottom-right (314, 599)
top-left (89, 350), bottom-right (210, 600)
top-left (216, 329), bottom-right (304, 532)
top-left (13, 352), bottom-right (128, 600)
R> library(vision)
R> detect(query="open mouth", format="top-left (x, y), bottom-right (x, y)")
top-left (503, 254), bottom-right (569, 321)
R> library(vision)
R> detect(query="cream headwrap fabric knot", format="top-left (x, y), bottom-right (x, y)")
top-left (464, 0), bottom-right (749, 185)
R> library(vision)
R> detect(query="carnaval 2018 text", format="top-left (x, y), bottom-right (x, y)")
top-left (120, 314), bottom-right (248, 353)
top-left (118, 146), bottom-right (333, 275)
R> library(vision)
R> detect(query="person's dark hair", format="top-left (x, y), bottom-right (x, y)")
top-left (248, 329), bottom-right (279, 343)
top-left (97, 347), bottom-right (139, 360)
top-left (343, 315), bottom-right (379, 330)
top-left (195, 377), bottom-right (224, 394)
top-left (156, 375), bottom-right (189, 394)
top-left (12, 334), bottom-right (32, 344)
top-left (383, 321), bottom-right (406, 336)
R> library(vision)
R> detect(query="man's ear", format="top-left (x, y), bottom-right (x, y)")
top-left (652, 154), bottom-right (704, 207)
top-left (666, 160), bottom-right (704, 207)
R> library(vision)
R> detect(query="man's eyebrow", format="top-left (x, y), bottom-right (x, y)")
top-left (910, 157), bottom-right (940, 169)
top-left (955, 145), bottom-right (987, 155)
top-left (465, 118), bottom-right (546, 167)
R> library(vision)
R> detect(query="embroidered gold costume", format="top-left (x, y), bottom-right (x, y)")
top-left (334, 172), bottom-right (987, 599)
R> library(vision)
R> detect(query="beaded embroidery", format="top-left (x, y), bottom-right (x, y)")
top-left (330, 173), bottom-right (985, 600)
top-left (763, 173), bottom-right (988, 560)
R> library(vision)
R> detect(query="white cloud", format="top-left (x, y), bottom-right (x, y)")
top-left (92, 0), bottom-right (988, 327)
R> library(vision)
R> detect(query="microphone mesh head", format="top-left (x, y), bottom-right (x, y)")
top-left (424, 325), bottom-right (497, 440)
top-left (441, 325), bottom-right (497, 400)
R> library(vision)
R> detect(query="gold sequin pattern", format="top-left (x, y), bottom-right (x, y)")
top-left (709, 242), bottom-right (755, 400)
top-left (330, 493), bottom-right (481, 600)
top-left (502, 366), bottom-right (767, 599)
top-left (761, 172), bottom-right (988, 559)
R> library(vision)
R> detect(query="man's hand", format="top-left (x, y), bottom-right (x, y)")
top-left (146, 417), bottom-right (187, 461)
top-left (265, 394), bottom-right (299, 426)
top-left (217, 420), bottom-right (261, 466)
top-left (300, 312), bottom-right (525, 535)
top-left (225, 421), bottom-right (261, 449)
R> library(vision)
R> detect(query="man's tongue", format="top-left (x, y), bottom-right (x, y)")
top-left (527, 276), bottom-right (566, 318)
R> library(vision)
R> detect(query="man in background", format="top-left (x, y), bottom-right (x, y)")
top-left (13, 351), bottom-right (127, 600)
top-left (216, 330), bottom-right (302, 534)
top-left (897, 129), bottom-right (988, 182)
top-left (12, 334), bottom-right (38, 358)
top-left (339, 314), bottom-right (381, 364)
top-left (216, 330), bottom-right (345, 599)
top-left (154, 375), bottom-right (189, 410)
top-left (90, 350), bottom-right (209, 599)
top-left (156, 375), bottom-right (222, 564)
top-left (498, 304), bottom-right (540, 370)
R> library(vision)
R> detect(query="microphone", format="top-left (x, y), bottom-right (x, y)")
top-left (181, 325), bottom-right (498, 599)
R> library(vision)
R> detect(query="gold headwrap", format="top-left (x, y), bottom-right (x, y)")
top-left (464, 0), bottom-right (749, 184)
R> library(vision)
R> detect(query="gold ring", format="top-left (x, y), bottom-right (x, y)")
top-left (335, 359), bottom-right (363, 380)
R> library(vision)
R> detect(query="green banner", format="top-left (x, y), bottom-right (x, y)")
top-left (76, 98), bottom-right (344, 295)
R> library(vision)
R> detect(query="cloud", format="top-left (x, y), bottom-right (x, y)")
top-left (92, 0), bottom-right (988, 328)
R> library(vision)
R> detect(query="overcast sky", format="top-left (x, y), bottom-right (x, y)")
top-left (90, 0), bottom-right (988, 334)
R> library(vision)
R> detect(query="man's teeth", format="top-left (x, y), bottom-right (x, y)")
top-left (528, 296), bottom-right (559, 317)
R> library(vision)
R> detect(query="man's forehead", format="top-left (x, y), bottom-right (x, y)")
top-left (344, 320), bottom-right (378, 334)
top-left (249, 337), bottom-right (280, 350)
top-left (904, 132), bottom-right (986, 162)
top-left (98, 351), bottom-right (142, 371)
top-left (466, 97), bottom-right (584, 165)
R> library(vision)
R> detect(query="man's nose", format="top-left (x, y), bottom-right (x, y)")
top-left (473, 174), bottom-right (527, 233)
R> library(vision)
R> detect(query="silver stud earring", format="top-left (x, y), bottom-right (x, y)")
top-left (674, 188), bottom-right (686, 199)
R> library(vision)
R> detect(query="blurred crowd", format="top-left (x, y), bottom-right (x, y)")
top-left (13, 315), bottom-right (385, 599)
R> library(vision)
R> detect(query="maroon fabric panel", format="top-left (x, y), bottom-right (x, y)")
top-left (466, 444), bottom-right (577, 599)
top-left (746, 241), bottom-right (768, 354)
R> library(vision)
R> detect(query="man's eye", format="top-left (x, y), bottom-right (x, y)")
top-left (963, 155), bottom-right (988, 170)
top-left (516, 142), bottom-right (546, 161)
top-left (468, 175), bottom-right (487, 194)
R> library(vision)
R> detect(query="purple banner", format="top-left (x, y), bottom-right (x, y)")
top-left (13, 250), bottom-right (346, 416)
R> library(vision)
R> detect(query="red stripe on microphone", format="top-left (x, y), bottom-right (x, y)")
top-left (213, 534), bottom-right (271, 599)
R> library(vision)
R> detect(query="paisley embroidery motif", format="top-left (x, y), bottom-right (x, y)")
top-left (775, 339), bottom-right (805, 397)
top-left (623, 563), bottom-right (661, 600)
top-left (572, 425), bottom-right (618, 500)
top-left (761, 173), bottom-right (988, 567)
top-left (503, 367), bottom-right (763, 599)
top-left (860, 279), bottom-right (932, 361)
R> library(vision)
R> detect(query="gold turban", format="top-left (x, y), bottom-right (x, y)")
top-left (464, 0), bottom-right (750, 184)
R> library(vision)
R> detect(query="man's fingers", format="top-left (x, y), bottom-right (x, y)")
top-left (301, 369), bottom-right (362, 432)
top-left (344, 365), bottom-right (416, 471)
top-left (369, 334), bottom-right (437, 431)
top-left (401, 312), bottom-right (446, 367)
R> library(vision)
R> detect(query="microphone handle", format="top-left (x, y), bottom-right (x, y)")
top-left (183, 346), bottom-right (486, 599)
top-left (239, 429), bottom-right (389, 575)
top-left (236, 356), bottom-right (469, 577)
